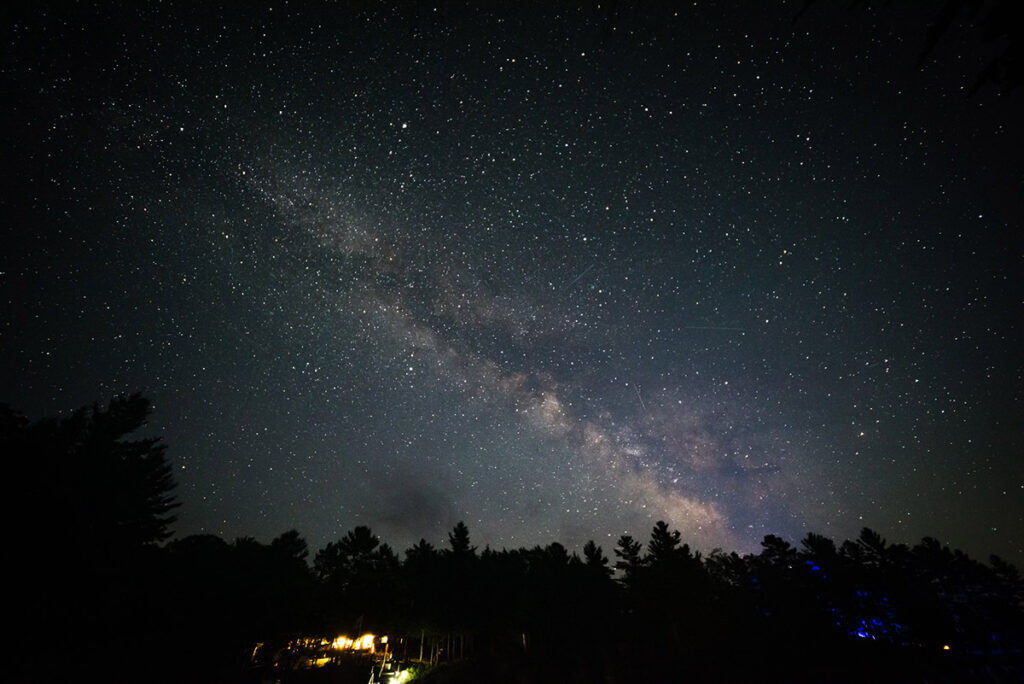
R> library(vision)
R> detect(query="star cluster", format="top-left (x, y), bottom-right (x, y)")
top-left (2, 2), bottom-right (1021, 563)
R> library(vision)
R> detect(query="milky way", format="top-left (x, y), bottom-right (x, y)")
top-left (2, 1), bottom-right (1021, 564)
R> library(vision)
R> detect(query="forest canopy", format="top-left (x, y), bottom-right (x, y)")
top-left (9, 394), bottom-right (1023, 683)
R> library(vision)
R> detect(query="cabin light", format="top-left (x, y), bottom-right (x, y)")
top-left (942, 644), bottom-right (951, 651)
top-left (330, 634), bottom-right (376, 651)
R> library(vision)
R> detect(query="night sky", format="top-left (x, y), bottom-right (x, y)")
top-left (3, 1), bottom-right (1022, 565)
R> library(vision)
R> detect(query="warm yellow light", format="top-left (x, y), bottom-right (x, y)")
top-left (942, 644), bottom-right (951, 651)
top-left (381, 635), bottom-right (388, 644)
top-left (329, 633), bottom-right (377, 652)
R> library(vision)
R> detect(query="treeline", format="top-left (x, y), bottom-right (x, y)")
top-left (6, 394), bottom-right (1024, 683)
top-left (152, 521), bottom-right (1024, 683)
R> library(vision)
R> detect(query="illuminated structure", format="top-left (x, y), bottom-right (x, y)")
top-left (255, 633), bottom-right (405, 674)
top-left (331, 633), bottom-right (378, 652)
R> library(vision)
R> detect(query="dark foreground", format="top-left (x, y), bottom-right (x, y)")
top-left (238, 646), bottom-right (1024, 684)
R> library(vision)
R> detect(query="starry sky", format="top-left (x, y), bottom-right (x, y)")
top-left (3, 1), bottom-right (1022, 565)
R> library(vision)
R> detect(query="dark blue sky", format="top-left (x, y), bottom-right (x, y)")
top-left (3, 1), bottom-right (1021, 564)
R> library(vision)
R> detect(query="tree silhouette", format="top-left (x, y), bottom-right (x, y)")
top-left (316, 525), bottom-right (397, 582)
top-left (406, 537), bottom-right (438, 565)
top-left (5, 393), bottom-right (180, 681)
top-left (439, 521), bottom-right (480, 656)
top-left (646, 519), bottom-right (682, 563)
top-left (271, 528), bottom-right (310, 562)
top-left (800, 531), bottom-right (838, 562)
top-left (315, 525), bottom-right (399, 631)
top-left (447, 520), bottom-right (476, 557)
top-left (9, 392), bottom-right (179, 557)
top-left (613, 533), bottom-right (643, 586)
top-left (582, 539), bottom-right (612, 579)
top-left (399, 538), bottom-right (444, 640)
